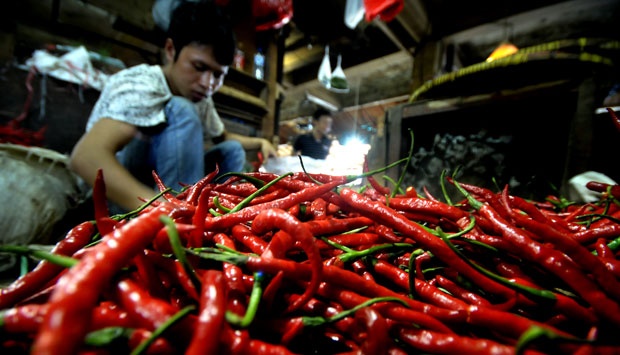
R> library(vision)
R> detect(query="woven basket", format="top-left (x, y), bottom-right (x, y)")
top-left (0, 144), bottom-right (86, 271)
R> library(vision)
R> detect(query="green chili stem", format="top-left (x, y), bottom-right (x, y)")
top-left (390, 129), bottom-right (415, 198)
top-left (212, 196), bottom-right (231, 213)
top-left (440, 169), bottom-right (453, 206)
top-left (130, 305), bottom-right (195, 355)
top-left (226, 272), bottom-right (264, 327)
top-left (117, 188), bottom-right (172, 220)
top-left (215, 172), bottom-right (266, 187)
top-left (160, 215), bottom-right (201, 292)
top-left (84, 326), bottom-right (132, 347)
top-left (303, 296), bottom-right (407, 327)
top-left (0, 245), bottom-right (77, 268)
top-left (515, 325), bottom-right (590, 355)
top-left (439, 230), bottom-right (557, 303)
top-left (228, 172), bottom-right (294, 214)
top-left (337, 241), bottom-right (416, 263)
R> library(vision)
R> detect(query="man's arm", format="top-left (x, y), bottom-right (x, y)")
top-left (69, 118), bottom-right (158, 211)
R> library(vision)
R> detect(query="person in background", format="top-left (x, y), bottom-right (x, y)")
top-left (70, 0), bottom-right (276, 213)
top-left (292, 108), bottom-right (334, 160)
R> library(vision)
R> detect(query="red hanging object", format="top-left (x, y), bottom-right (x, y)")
top-left (363, 0), bottom-right (404, 23)
top-left (252, 0), bottom-right (294, 31)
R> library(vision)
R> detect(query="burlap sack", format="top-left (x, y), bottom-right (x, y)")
top-left (0, 144), bottom-right (86, 271)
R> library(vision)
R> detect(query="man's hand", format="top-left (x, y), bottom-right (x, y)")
top-left (260, 138), bottom-right (278, 160)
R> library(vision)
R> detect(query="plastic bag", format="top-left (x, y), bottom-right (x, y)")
top-left (345, 0), bottom-right (365, 29)
top-left (364, 0), bottom-right (404, 22)
top-left (317, 46), bottom-right (332, 87)
top-left (329, 54), bottom-right (349, 93)
top-left (253, 0), bottom-right (294, 31)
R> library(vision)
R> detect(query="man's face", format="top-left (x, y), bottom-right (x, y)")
top-left (166, 42), bottom-right (229, 102)
top-left (315, 115), bottom-right (333, 135)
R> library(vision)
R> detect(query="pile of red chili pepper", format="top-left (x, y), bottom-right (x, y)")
top-left (2, 163), bottom-right (620, 354)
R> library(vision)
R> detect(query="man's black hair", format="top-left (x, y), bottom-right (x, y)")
top-left (312, 108), bottom-right (333, 121)
top-left (167, 0), bottom-right (236, 65)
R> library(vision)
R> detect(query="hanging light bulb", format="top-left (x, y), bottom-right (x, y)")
top-left (486, 42), bottom-right (519, 62)
top-left (486, 20), bottom-right (518, 62)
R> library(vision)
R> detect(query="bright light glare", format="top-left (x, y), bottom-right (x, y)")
top-left (324, 136), bottom-right (371, 185)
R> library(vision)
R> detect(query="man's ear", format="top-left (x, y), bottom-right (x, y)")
top-left (164, 38), bottom-right (176, 64)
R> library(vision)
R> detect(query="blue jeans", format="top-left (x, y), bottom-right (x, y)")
top-left (116, 96), bottom-right (245, 198)
top-left (205, 140), bottom-right (246, 180)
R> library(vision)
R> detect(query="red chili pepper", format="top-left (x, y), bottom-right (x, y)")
top-left (1, 301), bottom-right (137, 335)
top-left (189, 186), bottom-right (212, 247)
top-left (606, 107), bottom-right (620, 132)
top-left (220, 323), bottom-right (251, 353)
top-left (395, 325), bottom-right (519, 354)
top-left (31, 205), bottom-right (173, 354)
top-left (1, 303), bottom-right (48, 334)
top-left (502, 188), bottom-right (620, 303)
top-left (181, 167), bottom-right (219, 204)
top-left (585, 181), bottom-right (620, 200)
top-left (232, 224), bottom-right (268, 254)
top-left (127, 328), bottom-right (177, 354)
top-left (315, 233), bottom-right (381, 250)
top-left (363, 157), bottom-right (391, 196)
top-left (251, 208), bottom-right (323, 313)
top-left (303, 216), bottom-right (374, 236)
top-left (338, 188), bottom-right (513, 299)
top-left (595, 237), bottom-right (614, 259)
top-left (434, 274), bottom-right (492, 307)
top-left (356, 307), bottom-right (390, 355)
top-left (319, 283), bottom-right (455, 334)
top-left (186, 270), bottom-right (227, 355)
top-left (212, 232), bottom-right (249, 318)
top-left (458, 183), bottom-right (620, 326)
top-left (387, 196), bottom-right (471, 221)
top-left (114, 278), bottom-right (196, 348)
top-left (0, 221), bottom-right (95, 310)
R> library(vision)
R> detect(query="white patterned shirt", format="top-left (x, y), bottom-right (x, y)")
top-left (86, 63), bottom-right (224, 140)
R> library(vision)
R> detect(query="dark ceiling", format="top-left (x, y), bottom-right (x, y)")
top-left (279, 0), bottom-right (572, 87)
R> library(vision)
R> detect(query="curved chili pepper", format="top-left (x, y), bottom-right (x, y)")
top-left (31, 205), bottom-right (173, 354)
top-left (186, 270), bottom-right (227, 355)
top-left (251, 208), bottom-right (323, 313)
top-left (0, 221), bottom-right (95, 310)
top-left (263, 230), bottom-right (295, 259)
top-left (181, 167), bottom-right (219, 205)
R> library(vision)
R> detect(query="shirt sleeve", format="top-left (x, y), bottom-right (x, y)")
top-left (86, 64), bottom-right (171, 131)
